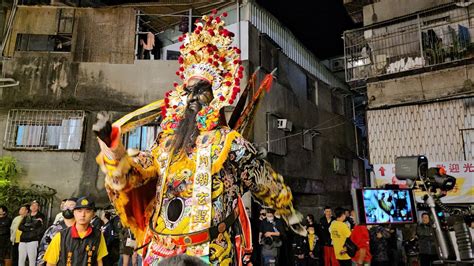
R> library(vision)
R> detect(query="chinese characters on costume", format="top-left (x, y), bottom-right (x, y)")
top-left (95, 10), bottom-right (303, 266)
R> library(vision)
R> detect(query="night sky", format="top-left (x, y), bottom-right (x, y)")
top-left (256, 0), bottom-right (360, 60)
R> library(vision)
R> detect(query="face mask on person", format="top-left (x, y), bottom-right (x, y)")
top-left (62, 209), bottom-right (74, 219)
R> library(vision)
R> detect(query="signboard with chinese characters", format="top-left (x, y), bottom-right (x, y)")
top-left (373, 161), bottom-right (474, 204)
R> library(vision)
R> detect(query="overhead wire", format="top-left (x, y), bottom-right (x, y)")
top-left (260, 101), bottom-right (367, 146)
top-left (260, 116), bottom-right (348, 146)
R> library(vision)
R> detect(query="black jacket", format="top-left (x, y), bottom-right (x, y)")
top-left (260, 218), bottom-right (286, 248)
top-left (416, 223), bottom-right (437, 255)
top-left (19, 212), bottom-right (45, 242)
top-left (319, 216), bottom-right (335, 246)
top-left (0, 216), bottom-right (12, 247)
top-left (293, 234), bottom-right (309, 257)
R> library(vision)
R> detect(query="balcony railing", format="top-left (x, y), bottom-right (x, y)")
top-left (344, 3), bottom-right (474, 84)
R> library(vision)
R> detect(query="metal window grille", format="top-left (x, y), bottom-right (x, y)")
top-left (366, 97), bottom-right (473, 164)
top-left (122, 125), bottom-right (161, 151)
top-left (344, 4), bottom-right (474, 83)
top-left (3, 109), bottom-right (85, 151)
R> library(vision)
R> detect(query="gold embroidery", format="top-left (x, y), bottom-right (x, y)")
top-left (200, 156), bottom-right (210, 168)
top-left (195, 210), bottom-right (208, 223)
top-left (196, 192), bottom-right (209, 205)
top-left (195, 173), bottom-right (209, 186)
top-left (66, 251), bottom-right (73, 266)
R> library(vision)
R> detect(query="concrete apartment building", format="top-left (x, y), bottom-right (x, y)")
top-left (343, 0), bottom-right (474, 204)
top-left (0, 0), bottom-right (362, 217)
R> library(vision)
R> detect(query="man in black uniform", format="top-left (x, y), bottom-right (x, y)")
top-left (44, 197), bottom-right (108, 266)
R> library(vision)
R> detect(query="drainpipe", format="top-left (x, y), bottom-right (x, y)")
top-left (352, 96), bottom-right (359, 157)
top-left (237, 0), bottom-right (241, 50)
top-left (188, 8), bottom-right (192, 34)
top-left (135, 10), bottom-right (140, 60)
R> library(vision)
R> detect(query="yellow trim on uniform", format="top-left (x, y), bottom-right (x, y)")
top-left (43, 231), bottom-right (108, 264)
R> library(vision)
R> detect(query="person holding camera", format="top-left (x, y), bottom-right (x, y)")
top-left (259, 208), bottom-right (286, 266)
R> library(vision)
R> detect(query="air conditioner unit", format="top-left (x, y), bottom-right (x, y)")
top-left (331, 58), bottom-right (345, 72)
top-left (277, 119), bottom-right (292, 132)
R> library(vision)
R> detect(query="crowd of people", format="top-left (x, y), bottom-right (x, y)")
top-left (249, 205), bottom-right (463, 266)
top-left (0, 197), bottom-right (141, 266)
top-left (0, 200), bottom-right (473, 266)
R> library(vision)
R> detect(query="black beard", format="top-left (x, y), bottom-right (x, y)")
top-left (172, 104), bottom-right (200, 154)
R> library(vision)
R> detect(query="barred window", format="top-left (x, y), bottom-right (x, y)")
top-left (3, 110), bottom-right (85, 151)
top-left (122, 125), bottom-right (161, 151)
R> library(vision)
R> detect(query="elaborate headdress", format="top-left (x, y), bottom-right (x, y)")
top-left (160, 9), bottom-right (243, 133)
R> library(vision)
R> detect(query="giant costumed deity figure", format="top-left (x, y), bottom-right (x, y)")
top-left (93, 10), bottom-right (303, 266)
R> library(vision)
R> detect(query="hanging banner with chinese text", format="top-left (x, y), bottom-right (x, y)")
top-left (373, 161), bottom-right (474, 204)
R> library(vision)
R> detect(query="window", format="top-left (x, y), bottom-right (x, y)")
top-left (333, 156), bottom-right (347, 175)
top-left (307, 77), bottom-right (318, 105)
top-left (166, 50), bottom-right (180, 60)
top-left (15, 34), bottom-right (72, 52)
top-left (122, 125), bottom-right (161, 151)
top-left (58, 9), bottom-right (75, 34)
top-left (3, 110), bottom-right (85, 150)
top-left (260, 34), bottom-right (280, 72)
top-left (15, 9), bottom-right (74, 52)
top-left (331, 92), bottom-right (346, 116)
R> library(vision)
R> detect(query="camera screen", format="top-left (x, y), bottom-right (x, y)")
top-left (360, 189), bottom-right (416, 224)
